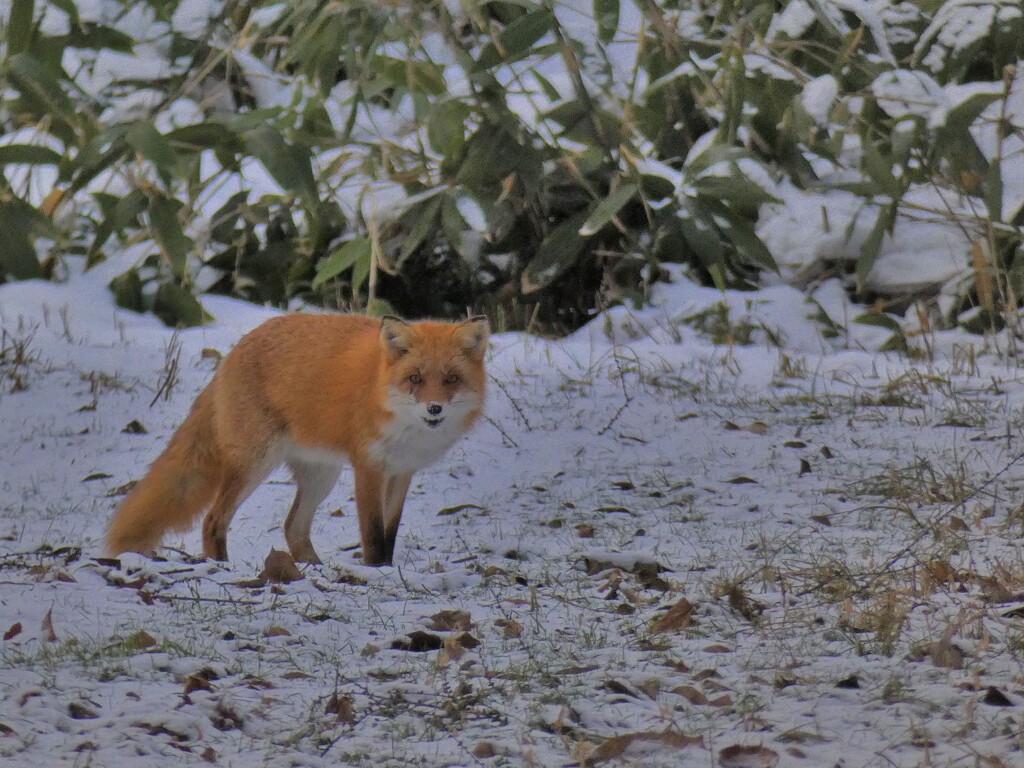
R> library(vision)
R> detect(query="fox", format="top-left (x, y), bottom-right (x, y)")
top-left (104, 313), bottom-right (489, 566)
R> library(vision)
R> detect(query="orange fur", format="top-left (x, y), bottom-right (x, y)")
top-left (104, 313), bottom-right (488, 565)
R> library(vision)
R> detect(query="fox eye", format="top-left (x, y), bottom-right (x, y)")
top-left (408, 372), bottom-right (423, 385)
top-left (443, 372), bottom-right (460, 385)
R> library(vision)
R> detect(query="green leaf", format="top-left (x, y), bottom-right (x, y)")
top-left (7, 53), bottom-right (78, 131)
top-left (351, 246), bottom-right (372, 293)
top-left (983, 154), bottom-right (1003, 223)
top-left (146, 192), bottom-right (193, 280)
top-left (7, 0), bottom-right (35, 58)
top-left (861, 141), bottom-right (902, 198)
top-left (167, 122), bottom-right (243, 155)
top-left (693, 172), bottom-right (780, 207)
top-left (684, 144), bottom-right (753, 177)
top-left (594, 0), bottom-right (619, 44)
top-left (0, 196), bottom-right (49, 279)
top-left (127, 122), bottom-right (187, 181)
top-left (89, 188), bottom-right (148, 260)
top-left (153, 282), bottom-right (209, 328)
top-left (371, 55), bottom-right (446, 95)
top-left (312, 237), bottom-right (371, 289)
top-left (521, 208), bottom-right (593, 294)
top-left (109, 268), bottom-right (144, 313)
top-left (427, 101), bottom-right (470, 158)
top-left (243, 126), bottom-right (319, 204)
top-left (716, 212), bottom-right (778, 273)
top-left (679, 199), bottom-right (725, 277)
top-left (530, 66), bottom-right (562, 102)
top-left (475, 10), bottom-right (554, 71)
top-left (857, 202), bottom-right (897, 288)
top-left (579, 183), bottom-right (637, 236)
top-left (398, 194), bottom-right (444, 267)
top-left (64, 23), bottom-right (134, 53)
top-left (0, 144), bottom-right (61, 165)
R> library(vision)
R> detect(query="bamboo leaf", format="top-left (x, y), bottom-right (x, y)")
top-left (475, 10), bottom-right (554, 71)
top-left (579, 183), bottom-right (637, 236)
top-left (127, 122), bottom-right (187, 181)
top-left (521, 209), bottom-right (593, 294)
top-left (6, 53), bottom-right (77, 131)
top-left (0, 197), bottom-right (49, 279)
top-left (0, 145), bottom-right (61, 165)
top-left (857, 202), bottom-right (897, 288)
top-left (7, 0), bottom-right (35, 59)
top-left (153, 282), bottom-right (209, 328)
top-left (861, 141), bottom-right (902, 198)
top-left (146, 192), bottom-right (192, 281)
top-left (398, 195), bottom-right (443, 267)
top-left (109, 268), bottom-right (144, 313)
top-left (312, 237), bottom-right (371, 289)
top-left (594, 0), bottom-right (619, 44)
top-left (243, 126), bottom-right (319, 204)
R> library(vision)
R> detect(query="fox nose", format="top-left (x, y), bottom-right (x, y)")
top-left (427, 402), bottom-right (443, 416)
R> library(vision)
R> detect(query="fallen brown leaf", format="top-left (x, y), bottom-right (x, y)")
top-left (426, 609), bottom-right (471, 632)
top-left (650, 598), bottom-right (695, 633)
top-left (41, 608), bottom-right (57, 642)
top-left (259, 549), bottom-right (303, 584)
top-left (719, 744), bottom-right (780, 767)
top-left (496, 618), bottom-right (522, 638)
top-left (588, 731), bottom-right (704, 762)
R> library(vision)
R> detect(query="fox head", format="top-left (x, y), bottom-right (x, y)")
top-left (379, 315), bottom-right (489, 432)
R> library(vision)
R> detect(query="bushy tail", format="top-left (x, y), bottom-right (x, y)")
top-left (105, 388), bottom-right (223, 556)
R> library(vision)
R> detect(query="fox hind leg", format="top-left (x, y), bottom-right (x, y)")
top-left (201, 458), bottom-right (277, 561)
top-left (284, 459), bottom-right (341, 564)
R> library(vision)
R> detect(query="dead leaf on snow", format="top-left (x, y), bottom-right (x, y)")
top-left (68, 702), bottom-right (99, 720)
top-left (183, 675), bottom-right (212, 697)
top-left (982, 686), bottom-right (1013, 706)
top-left (704, 643), bottom-right (733, 654)
top-left (41, 608), bottom-right (57, 642)
top-left (650, 598), bottom-right (695, 633)
top-left (930, 635), bottom-right (965, 670)
top-left (588, 731), bottom-right (704, 762)
top-left (259, 549), bottom-right (303, 584)
top-left (576, 523), bottom-right (595, 538)
top-left (391, 631), bottom-right (443, 652)
top-left (325, 692), bottom-right (355, 724)
top-left (727, 476), bottom-right (758, 485)
top-left (426, 609), bottom-right (471, 632)
top-left (437, 636), bottom-right (466, 668)
top-left (495, 618), bottom-right (522, 638)
top-left (723, 421), bottom-right (769, 435)
top-left (126, 630), bottom-right (156, 650)
top-left (719, 744), bottom-right (780, 767)
top-left (264, 625), bottom-right (291, 638)
top-left (472, 741), bottom-right (497, 758)
top-left (3, 623), bottom-right (22, 641)
top-left (672, 685), bottom-right (708, 705)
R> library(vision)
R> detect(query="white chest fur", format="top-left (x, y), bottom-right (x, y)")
top-left (367, 414), bottom-right (467, 475)
top-left (366, 390), bottom-right (476, 475)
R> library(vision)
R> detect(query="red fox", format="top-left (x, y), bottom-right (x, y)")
top-left (105, 314), bottom-right (489, 566)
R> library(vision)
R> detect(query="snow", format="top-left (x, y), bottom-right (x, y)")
top-left (802, 74), bottom-right (839, 125)
top-left (757, 183), bottom-right (975, 294)
top-left (5, 259), bottom-right (1024, 766)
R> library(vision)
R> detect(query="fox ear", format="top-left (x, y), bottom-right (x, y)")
top-left (458, 315), bottom-right (490, 359)
top-left (380, 315), bottom-right (411, 358)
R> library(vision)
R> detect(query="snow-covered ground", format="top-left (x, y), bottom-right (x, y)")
top-left (4, 267), bottom-right (1024, 767)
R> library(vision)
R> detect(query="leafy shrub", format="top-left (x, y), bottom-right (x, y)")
top-left (0, 0), bottom-right (1022, 337)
